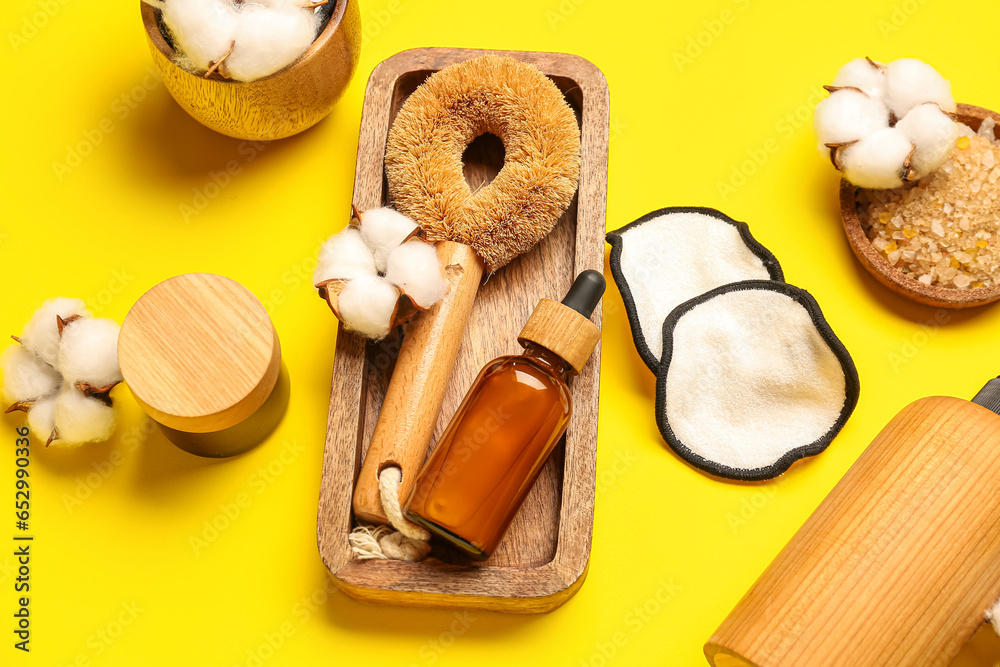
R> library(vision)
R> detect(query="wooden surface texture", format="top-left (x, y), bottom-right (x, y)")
top-left (118, 273), bottom-right (282, 434)
top-left (706, 396), bottom-right (1000, 666)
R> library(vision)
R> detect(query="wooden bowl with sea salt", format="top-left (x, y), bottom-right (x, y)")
top-left (140, 0), bottom-right (360, 141)
top-left (840, 103), bottom-right (1000, 308)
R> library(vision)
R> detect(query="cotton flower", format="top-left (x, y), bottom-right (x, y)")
top-left (337, 276), bottom-right (401, 340)
top-left (359, 207), bottom-right (420, 273)
top-left (838, 127), bottom-right (914, 190)
top-left (315, 207), bottom-right (447, 340)
top-left (815, 57), bottom-right (959, 188)
top-left (385, 241), bottom-right (448, 309)
top-left (52, 387), bottom-right (116, 446)
top-left (314, 228), bottom-right (377, 284)
top-left (2, 301), bottom-right (122, 446)
top-left (58, 318), bottom-right (124, 390)
top-left (814, 88), bottom-right (889, 149)
top-left (885, 58), bottom-right (956, 119)
top-left (831, 57), bottom-right (887, 99)
top-left (896, 102), bottom-right (960, 179)
top-left (18, 297), bottom-right (90, 366)
top-left (161, 0), bottom-right (239, 72)
top-left (147, 0), bottom-right (325, 83)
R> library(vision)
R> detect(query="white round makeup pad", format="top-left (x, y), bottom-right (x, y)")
top-left (606, 207), bottom-right (783, 374)
top-left (655, 281), bottom-right (859, 481)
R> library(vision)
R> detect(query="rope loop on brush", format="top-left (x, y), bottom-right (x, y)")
top-left (348, 466), bottom-right (431, 561)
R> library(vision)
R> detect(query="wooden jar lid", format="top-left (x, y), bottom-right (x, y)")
top-left (118, 273), bottom-right (282, 434)
top-left (517, 299), bottom-right (601, 374)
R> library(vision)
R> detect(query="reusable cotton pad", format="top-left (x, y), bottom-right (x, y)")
top-left (656, 281), bottom-right (859, 481)
top-left (606, 207), bottom-right (783, 373)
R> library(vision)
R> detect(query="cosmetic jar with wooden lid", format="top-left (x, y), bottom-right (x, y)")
top-left (117, 273), bottom-right (289, 457)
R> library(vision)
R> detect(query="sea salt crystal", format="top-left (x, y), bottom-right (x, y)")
top-left (857, 129), bottom-right (1000, 289)
top-left (954, 273), bottom-right (972, 288)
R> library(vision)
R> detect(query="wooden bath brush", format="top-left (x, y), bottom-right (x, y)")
top-left (351, 54), bottom-right (582, 525)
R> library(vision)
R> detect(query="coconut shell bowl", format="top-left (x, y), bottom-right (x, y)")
top-left (140, 0), bottom-right (361, 141)
top-left (840, 103), bottom-right (1000, 309)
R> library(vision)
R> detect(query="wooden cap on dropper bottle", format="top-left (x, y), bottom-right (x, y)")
top-left (117, 273), bottom-right (286, 457)
top-left (517, 270), bottom-right (605, 374)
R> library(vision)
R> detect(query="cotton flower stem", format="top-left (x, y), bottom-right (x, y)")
top-left (301, 0), bottom-right (328, 6)
top-left (9, 335), bottom-right (20, 344)
top-left (902, 145), bottom-right (917, 182)
top-left (4, 401), bottom-right (31, 414)
top-left (825, 141), bottom-right (857, 170)
top-left (206, 41), bottom-right (236, 79)
top-left (56, 314), bottom-right (82, 335)
top-left (76, 382), bottom-right (118, 405)
top-left (45, 430), bottom-right (58, 447)
top-left (865, 56), bottom-right (886, 73)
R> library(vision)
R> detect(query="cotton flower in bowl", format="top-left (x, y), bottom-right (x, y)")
top-left (815, 57), bottom-right (958, 189)
top-left (144, 0), bottom-right (329, 82)
top-left (314, 207), bottom-right (448, 340)
top-left (139, 0), bottom-right (361, 140)
top-left (818, 57), bottom-right (1000, 307)
top-left (2, 299), bottom-right (123, 446)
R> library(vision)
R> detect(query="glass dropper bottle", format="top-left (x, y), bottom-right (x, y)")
top-left (405, 270), bottom-right (606, 560)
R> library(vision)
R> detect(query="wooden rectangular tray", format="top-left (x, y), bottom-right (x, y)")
top-left (316, 47), bottom-right (609, 613)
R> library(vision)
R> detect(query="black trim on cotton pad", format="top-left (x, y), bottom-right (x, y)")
top-left (606, 206), bottom-right (784, 376)
top-left (654, 279), bottom-right (861, 482)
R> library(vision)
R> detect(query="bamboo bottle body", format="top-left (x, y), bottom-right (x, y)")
top-left (406, 345), bottom-right (572, 559)
top-left (705, 396), bottom-right (1000, 667)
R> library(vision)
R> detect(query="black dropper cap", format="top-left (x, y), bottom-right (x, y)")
top-left (972, 377), bottom-right (1000, 415)
top-left (561, 270), bottom-right (606, 318)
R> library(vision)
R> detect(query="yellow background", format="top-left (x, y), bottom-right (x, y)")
top-left (2, 0), bottom-right (999, 665)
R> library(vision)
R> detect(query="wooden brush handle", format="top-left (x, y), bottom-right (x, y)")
top-left (352, 241), bottom-right (485, 525)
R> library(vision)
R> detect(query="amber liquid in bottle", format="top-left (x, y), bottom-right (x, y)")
top-left (406, 343), bottom-right (573, 559)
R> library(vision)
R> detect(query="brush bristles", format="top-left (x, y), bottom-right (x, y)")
top-left (385, 55), bottom-right (581, 273)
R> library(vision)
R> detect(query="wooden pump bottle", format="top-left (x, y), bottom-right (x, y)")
top-left (406, 270), bottom-right (605, 560)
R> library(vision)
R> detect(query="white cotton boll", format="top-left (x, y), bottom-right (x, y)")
top-left (885, 58), bottom-right (956, 118)
top-left (814, 89), bottom-right (890, 151)
top-left (26, 396), bottom-right (56, 442)
top-left (832, 57), bottom-right (886, 99)
top-left (896, 103), bottom-right (960, 179)
top-left (224, 4), bottom-right (320, 82)
top-left (840, 127), bottom-right (914, 189)
top-left (162, 0), bottom-right (239, 72)
top-left (53, 387), bottom-right (115, 446)
top-left (385, 241), bottom-right (447, 309)
top-left (337, 276), bottom-right (400, 339)
top-left (1, 345), bottom-right (60, 404)
top-left (314, 229), bottom-right (378, 285)
top-left (360, 208), bottom-right (420, 273)
top-left (20, 297), bottom-right (90, 366)
top-left (57, 318), bottom-right (123, 388)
